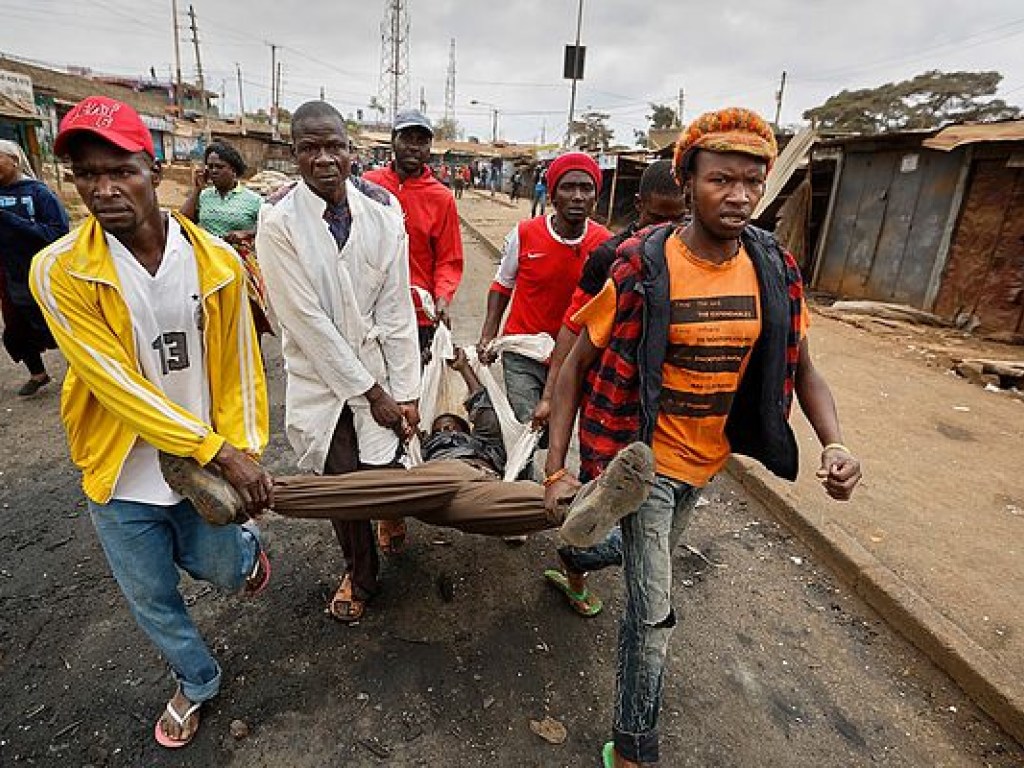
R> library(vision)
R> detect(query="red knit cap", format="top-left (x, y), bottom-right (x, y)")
top-left (673, 107), bottom-right (777, 177)
top-left (546, 151), bottom-right (602, 194)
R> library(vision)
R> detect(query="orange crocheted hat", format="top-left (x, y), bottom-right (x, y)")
top-left (673, 107), bottom-right (777, 177)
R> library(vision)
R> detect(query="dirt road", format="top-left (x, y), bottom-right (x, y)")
top-left (1, 227), bottom-right (1021, 767)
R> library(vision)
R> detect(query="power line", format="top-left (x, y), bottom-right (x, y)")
top-left (795, 16), bottom-right (1024, 84)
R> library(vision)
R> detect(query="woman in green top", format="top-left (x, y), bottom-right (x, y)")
top-left (182, 141), bottom-right (271, 335)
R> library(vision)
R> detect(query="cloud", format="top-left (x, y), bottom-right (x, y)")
top-left (2, 0), bottom-right (1021, 145)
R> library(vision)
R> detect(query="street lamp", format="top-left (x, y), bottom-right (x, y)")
top-left (470, 99), bottom-right (499, 144)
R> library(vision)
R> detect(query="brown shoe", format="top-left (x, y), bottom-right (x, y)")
top-left (159, 452), bottom-right (244, 526)
top-left (559, 442), bottom-right (655, 548)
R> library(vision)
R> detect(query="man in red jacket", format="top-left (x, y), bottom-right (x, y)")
top-left (364, 109), bottom-right (463, 345)
top-left (363, 109), bottom-right (463, 554)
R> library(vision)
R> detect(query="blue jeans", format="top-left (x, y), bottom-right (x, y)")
top-left (558, 526), bottom-right (622, 573)
top-left (502, 350), bottom-right (549, 478)
top-left (89, 498), bottom-right (258, 703)
top-left (614, 475), bottom-right (701, 764)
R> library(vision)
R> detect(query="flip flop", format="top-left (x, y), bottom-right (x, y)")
top-left (154, 697), bottom-right (201, 748)
top-left (376, 518), bottom-right (407, 555)
top-left (601, 741), bottom-right (615, 767)
top-left (244, 548), bottom-right (271, 597)
top-left (327, 573), bottom-right (366, 623)
top-left (543, 569), bottom-right (603, 617)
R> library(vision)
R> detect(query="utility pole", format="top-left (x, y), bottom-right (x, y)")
top-left (320, 85), bottom-right (325, 101)
top-left (566, 0), bottom-right (584, 146)
top-left (419, 86), bottom-right (426, 114)
top-left (276, 61), bottom-right (282, 127)
top-left (677, 87), bottom-right (684, 127)
top-left (187, 4), bottom-right (209, 139)
top-left (236, 63), bottom-right (246, 134)
top-left (774, 70), bottom-right (787, 129)
top-left (268, 43), bottom-right (279, 139)
top-left (444, 38), bottom-right (456, 123)
top-left (171, 0), bottom-right (183, 116)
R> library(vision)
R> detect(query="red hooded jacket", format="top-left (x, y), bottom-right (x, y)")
top-left (363, 165), bottom-right (463, 325)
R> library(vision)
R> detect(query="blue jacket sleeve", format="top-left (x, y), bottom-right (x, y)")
top-left (1, 184), bottom-right (70, 246)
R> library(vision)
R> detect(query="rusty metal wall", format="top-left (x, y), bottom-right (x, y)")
top-left (814, 147), bottom-right (962, 307)
top-left (934, 155), bottom-right (1024, 334)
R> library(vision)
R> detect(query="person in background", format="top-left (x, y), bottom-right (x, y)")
top-left (530, 164), bottom-right (547, 218)
top-left (536, 158), bottom-right (688, 617)
top-left (0, 139), bottom-right (70, 396)
top-left (32, 96), bottom-right (271, 749)
top-left (509, 169), bottom-right (523, 201)
top-left (363, 109), bottom-right (464, 554)
top-left (453, 164), bottom-right (467, 199)
top-left (181, 140), bottom-right (271, 335)
top-left (544, 108), bottom-right (862, 767)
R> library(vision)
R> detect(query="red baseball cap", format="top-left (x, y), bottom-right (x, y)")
top-left (54, 96), bottom-right (155, 158)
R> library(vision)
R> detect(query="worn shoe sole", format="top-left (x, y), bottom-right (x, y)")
top-left (159, 452), bottom-right (244, 526)
top-left (559, 442), bottom-right (655, 548)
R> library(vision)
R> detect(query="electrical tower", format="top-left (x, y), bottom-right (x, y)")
top-left (443, 38), bottom-right (456, 123)
top-left (377, 0), bottom-right (410, 123)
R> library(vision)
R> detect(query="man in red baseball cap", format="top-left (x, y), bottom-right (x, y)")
top-left (476, 153), bottom-right (610, 489)
top-left (32, 96), bottom-right (272, 749)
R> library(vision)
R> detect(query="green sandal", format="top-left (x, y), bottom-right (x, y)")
top-left (543, 569), bottom-right (603, 617)
top-left (602, 742), bottom-right (615, 767)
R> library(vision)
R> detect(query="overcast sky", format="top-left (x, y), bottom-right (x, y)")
top-left (3, 0), bottom-right (1023, 145)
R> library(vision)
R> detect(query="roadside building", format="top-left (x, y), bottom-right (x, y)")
top-left (810, 122), bottom-right (1024, 336)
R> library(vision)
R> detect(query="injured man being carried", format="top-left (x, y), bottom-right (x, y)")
top-left (159, 330), bottom-right (654, 549)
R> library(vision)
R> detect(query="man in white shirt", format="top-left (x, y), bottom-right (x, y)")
top-left (31, 96), bottom-right (272, 749)
top-left (256, 100), bottom-right (421, 623)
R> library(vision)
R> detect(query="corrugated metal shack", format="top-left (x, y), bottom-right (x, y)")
top-left (810, 121), bottom-right (1024, 335)
top-left (926, 122), bottom-right (1024, 336)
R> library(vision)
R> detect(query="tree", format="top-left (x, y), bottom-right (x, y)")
top-left (803, 70), bottom-right (1020, 134)
top-left (433, 117), bottom-right (462, 141)
top-left (647, 102), bottom-right (678, 130)
top-left (570, 110), bottom-right (614, 150)
top-left (635, 102), bottom-right (679, 147)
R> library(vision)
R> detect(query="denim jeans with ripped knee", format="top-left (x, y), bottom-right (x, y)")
top-left (613, 474), bottom-right (700, 764)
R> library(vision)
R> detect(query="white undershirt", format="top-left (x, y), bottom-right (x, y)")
top-left (109, 216), bottom-right (211, 505)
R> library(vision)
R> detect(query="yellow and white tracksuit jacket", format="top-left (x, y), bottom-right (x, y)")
top-left (30, 212), bottom-right (268, 504)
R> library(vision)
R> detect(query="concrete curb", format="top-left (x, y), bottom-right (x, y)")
top-left (466, 188), bottom-right (519, 210)
top-left (460, 207), bottom-right (1024, 745)
top-left (726, 456), bottom-right (1024, 746)
top-left (458, 214), bottom-right (502, 262)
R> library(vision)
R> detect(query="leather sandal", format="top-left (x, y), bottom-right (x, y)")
top-left (327, 573), bottom-right (365, 623)
top-left (376, 518), bottom-right (407, 555)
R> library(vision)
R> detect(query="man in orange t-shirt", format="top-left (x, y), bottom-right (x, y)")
top-left (543, 108), bottom-right (862, 768)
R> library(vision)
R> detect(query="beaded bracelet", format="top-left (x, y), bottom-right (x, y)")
top-left (542, 468), bottom-right (568, 487)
